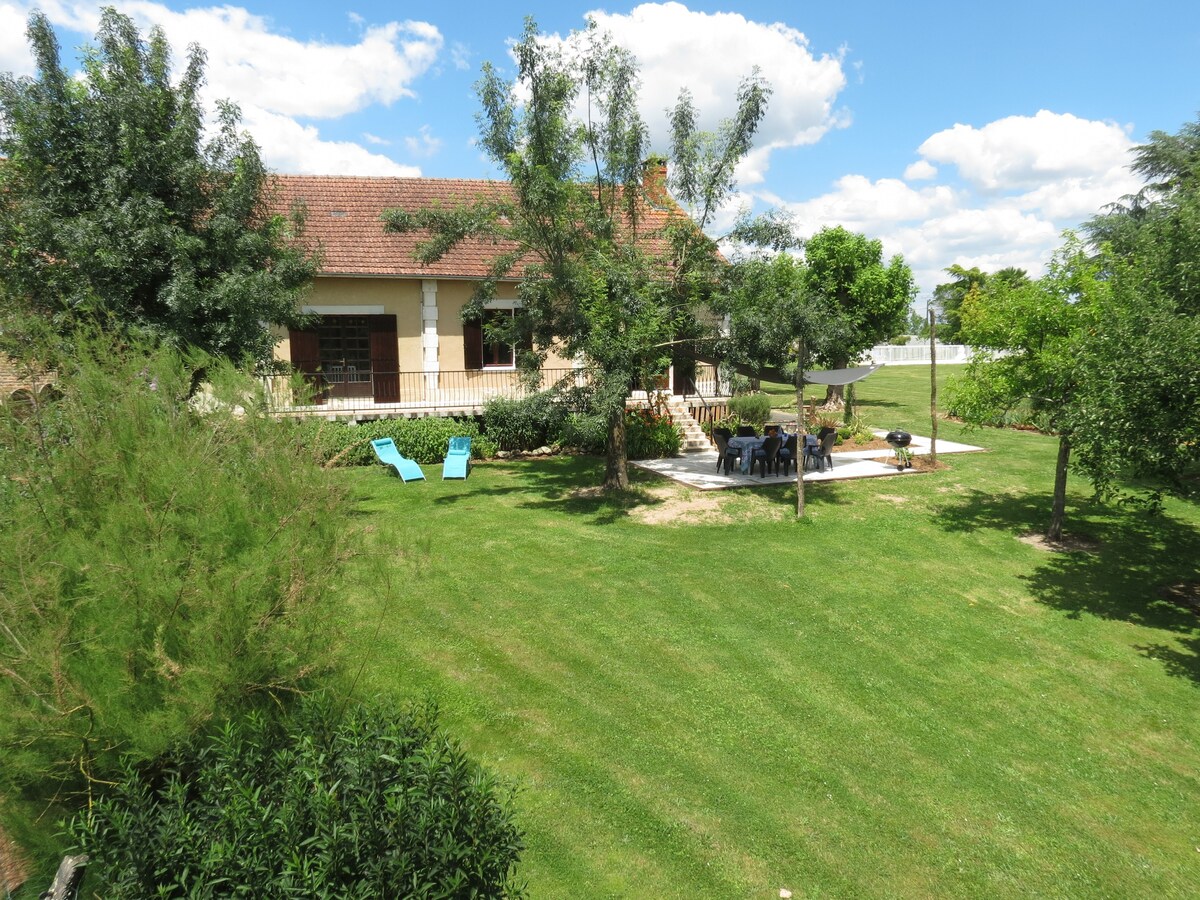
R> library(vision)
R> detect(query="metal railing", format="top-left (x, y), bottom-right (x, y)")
top-left (262, 367), bottom-right (588, 415)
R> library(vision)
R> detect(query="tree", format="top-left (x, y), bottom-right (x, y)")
top-left (1074, 116), bottom-right (1200, 495)
top-left (384, 19), bottom-right (774, 490)
top-left (802, 226), bottom-right (915, 406)
top-left (932, 264), bottom-right (986, 343)
top-left (949, 238), bottom-right (1100, 541)
top-left (933, 265), bottom-right (1031, 344)
top-left (0, 10), bottom-right (316, 365)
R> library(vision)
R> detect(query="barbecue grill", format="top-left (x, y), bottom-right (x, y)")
top-left (885, 430), bottom-right (913, 470)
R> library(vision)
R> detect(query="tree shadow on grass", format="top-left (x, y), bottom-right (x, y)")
top-left (428, 455), bottom-right (666, 525)
top-left (933, 489), bottom-right (1200, 686)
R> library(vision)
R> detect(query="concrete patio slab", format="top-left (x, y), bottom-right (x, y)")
top-left (630, 431), bottom-right (985, 491)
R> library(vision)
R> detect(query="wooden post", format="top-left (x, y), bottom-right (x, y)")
top-left (41, 854), bottom-right (88, 900)
top-left (929, 305), bottom-right (938, 466)
top-left (795, 336), bottom-right (806, 519)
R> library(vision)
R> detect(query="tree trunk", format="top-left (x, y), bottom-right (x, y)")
top-left (1047, 433), bottom-right (1070, 542)
top-left (821, 382), bottom-right (845, 408)
top-left (604, 404), bottom-right (629, 491)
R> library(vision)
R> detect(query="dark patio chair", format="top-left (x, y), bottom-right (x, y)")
top-left (777, 434), bottom-right (799, 476)
top-left (805, 432), bottom-right (836, 473)
top-left (735, 424), bottom-right (758, 437)
top-left (714, 432), bottom-right (742, 475)
top-left (752, 436), bottom-right (782, 477)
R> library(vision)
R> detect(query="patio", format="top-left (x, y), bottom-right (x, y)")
top-left (630, 432), bottom-right (984, 490)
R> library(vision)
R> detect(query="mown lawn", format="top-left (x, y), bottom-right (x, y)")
top-left (331, 365), bottom-right (1200, 898)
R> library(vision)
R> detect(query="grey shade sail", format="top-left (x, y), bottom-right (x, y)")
top-left (801, 365), bottom-right (882, 386)
top-left (691, 355), bottom-right (884, 387)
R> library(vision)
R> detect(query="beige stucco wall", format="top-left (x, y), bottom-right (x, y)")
top-left (274, 275), bottom-right (572, 372)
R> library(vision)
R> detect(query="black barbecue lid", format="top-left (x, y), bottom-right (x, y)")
top-left (885, 430), bottom-right (912, 446)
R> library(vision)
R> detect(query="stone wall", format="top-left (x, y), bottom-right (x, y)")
top-left (0, 353), bottom-right (55, 401)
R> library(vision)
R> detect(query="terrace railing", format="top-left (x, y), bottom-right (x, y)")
top-left (261, 367), bottom-right (588, 416)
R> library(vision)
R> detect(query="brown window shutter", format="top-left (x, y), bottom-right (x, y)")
top-left (288, 327), bottom-right (326, 405)
top-left (368, 314), bottom-right (399, 403)
top-left (288, 328), bottom-right (320, 373)
top-left (463, 318), bottom-right (483, 370)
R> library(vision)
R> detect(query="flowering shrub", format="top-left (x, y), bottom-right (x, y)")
top-left (625, 407), bottom-right (681, 459)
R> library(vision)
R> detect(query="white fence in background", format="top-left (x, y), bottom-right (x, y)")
top-left (867, 342), bottom-right (974, 365)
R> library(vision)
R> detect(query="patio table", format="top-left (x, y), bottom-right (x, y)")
top-left (726, 435), bottom-right (766, 474)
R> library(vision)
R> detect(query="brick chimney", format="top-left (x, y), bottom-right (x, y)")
top-left (642, 156), bottom-right (669, 208)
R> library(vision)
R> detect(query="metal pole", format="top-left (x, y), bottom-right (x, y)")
top-left (929, 302), bottom-right (938, 466)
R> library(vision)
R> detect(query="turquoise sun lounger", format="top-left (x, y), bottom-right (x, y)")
top-left (442, 436), bottom-right (471, 479)
top-left (370, 438), bottom-right (425, 482)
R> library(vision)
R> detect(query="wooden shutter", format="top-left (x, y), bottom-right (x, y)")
top-left (368, 314), bottom-right (399, 403)
top-left (288, 327), bottom-right (326, 404)
top-left (288, 328), bottom-right (320, 374)
top-left (463, 318), bottom-right (483, 370)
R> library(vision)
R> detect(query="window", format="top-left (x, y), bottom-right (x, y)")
top-left (481, 309), bottom-right (515, 367)
top-left (317, 316), bottom-right (371, 383)
top-left (464, 307), bottom-right (525, 370)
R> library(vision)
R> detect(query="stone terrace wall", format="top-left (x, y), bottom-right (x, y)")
top-left (0, 353), bottom-right (56, 401)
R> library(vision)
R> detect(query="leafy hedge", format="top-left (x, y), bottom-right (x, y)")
top-left (558, 410), bottom-right (607, 454)
top-left (294, 416), bottom-right (496, 467)
top-left (482, 388), bottom-right (600, 453)
top-left (71, 695), bottom-right (525, 898)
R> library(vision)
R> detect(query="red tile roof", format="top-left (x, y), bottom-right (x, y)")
top-left (267, 173), bottom-right (688, 279)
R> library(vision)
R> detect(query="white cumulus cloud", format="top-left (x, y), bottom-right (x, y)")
top-left (14, 1), bottom-right (442, 176)
top-left (241, 106), bottom-right (420, 177)
top-left (577, 2), bottom-right (848, 179)
top-left (904, 160), bottom-right (937, 182)
top-left (118, 2), bottom-right (442, 119)
top-left (764, 110), bottom-right (1143, 297)
top-left (918, 109), bottom-right (1135, 192)
top-left (0, 3), bottom-right (36, 76)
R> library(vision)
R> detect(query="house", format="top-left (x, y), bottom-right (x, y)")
top-left (266, 162), bottom-right (722, 420)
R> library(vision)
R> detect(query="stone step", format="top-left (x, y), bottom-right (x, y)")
top-left (662, 399), bottom-right (717, 454)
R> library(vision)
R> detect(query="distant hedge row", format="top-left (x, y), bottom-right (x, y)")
top-left (294, 389), bottom-right (682, 465)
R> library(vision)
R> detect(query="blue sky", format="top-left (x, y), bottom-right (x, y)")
top-left (3, 1), bottom-right (1199, 297)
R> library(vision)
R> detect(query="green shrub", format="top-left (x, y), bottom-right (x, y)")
top-left (727, 392), bottom-right (772, 427)
top-left (559, 410), bottom-right (607, 454)
top-left (0, 332), bottom-right (346, 855)
top-left (295, 416), bottom-right (495, 467)
top-left (625, 408), bottom-right (681, 459)
top-left (70, 695), bottom-right (525, 898)
top-left (483, 391), bottom-right (571, 451)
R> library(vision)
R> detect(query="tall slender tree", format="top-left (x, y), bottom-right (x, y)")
top-left (715, 253), bottom-right (841, 516)
top-left (385, 18), bottom-right (775, 490)
top-left (949, 237), bottom-right (1100, 540)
